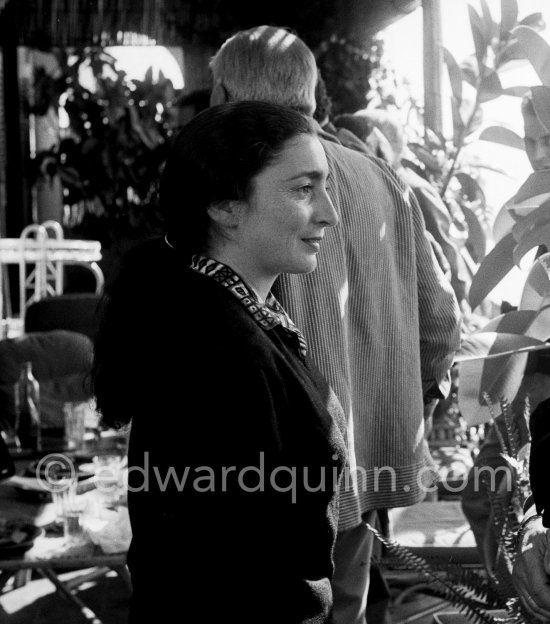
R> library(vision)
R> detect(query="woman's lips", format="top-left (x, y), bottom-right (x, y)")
top-left (302, 237), bottom-right (323, 251)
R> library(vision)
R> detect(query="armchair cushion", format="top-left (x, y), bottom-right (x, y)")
top-left (0, 330), bottom-right (93, 430)
top-left (24, 294), bottom-right (102, 341)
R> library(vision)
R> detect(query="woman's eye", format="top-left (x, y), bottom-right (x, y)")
top-left (297, 185), bottom-right (313, 196)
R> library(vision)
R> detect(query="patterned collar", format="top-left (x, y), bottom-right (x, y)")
top-left (190, 255), bottom-right (307, 358)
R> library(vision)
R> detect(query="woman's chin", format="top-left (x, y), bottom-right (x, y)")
top-left (288, 257), bottom-right (318, 275)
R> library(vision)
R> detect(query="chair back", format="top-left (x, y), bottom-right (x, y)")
top-left (0, 330), bottom-right (93, 430)
top-left (24, 294), bottom-right (102, 341)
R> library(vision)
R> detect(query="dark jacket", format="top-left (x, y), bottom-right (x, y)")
top-left (96, 238), bottom-right (347, 623)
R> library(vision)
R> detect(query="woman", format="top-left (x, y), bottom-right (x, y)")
top-left (93, 101), bottom-right (345, 623)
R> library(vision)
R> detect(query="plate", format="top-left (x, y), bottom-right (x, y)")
top-left (24, 459), bottom-right (95, 482)
top-left (12, 458), bottom-right (95, 502)
top-left (0, 520), bottom-right (43, 557)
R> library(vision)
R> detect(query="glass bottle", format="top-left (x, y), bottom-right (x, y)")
top-left (14, 361), bottom-right (42, 452)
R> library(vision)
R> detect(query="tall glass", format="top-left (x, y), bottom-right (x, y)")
top-left (63, 402), bottom-right (87, 451)
top-left (51, 478), bottom-right (85, 543)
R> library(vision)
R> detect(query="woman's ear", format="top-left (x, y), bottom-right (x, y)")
top-left (207, 200), bottom-right (243, 228)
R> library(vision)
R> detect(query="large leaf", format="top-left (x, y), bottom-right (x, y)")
top-left (492, 200), bottom-right (516, 242)
top-left (458, 352), bottom-right (529, 424)
top-left (465, 102), bottom-right (485, 138)
top-left (461, 56), bottom-right (479, 87)
top-left (512, 222), bottom-right (550, 266)
top-left (519, 252), bottom-right (550, 312)
top-left (479, 70), bottom-right (503, 102)
top-left (468, 232), bottom-right (516, 309)
top-left (479, 125), bottom-right (524, 149)
top-left (522, 303), bottom-right (550, 341)
top-left (513, 170), bottom-right (550, 204)
top-left (519, 12), bottom-right (545, 29)
top-left (480, 0), bottom-right (494, 38)
top-left (500, 0), bottom-right (518, 39)
top-left (400, 158), bottom-right (427, 181)
top-left (443, 48), bottom-right (463, 105)
top-left (459, 320), bottom-right (550, 425)
top-left (502, 85), bottom-right (531, 97)
top-left (512, 196), bottom-right (550, 219)
top-left (473, 306), bottom-right (550, 342)
top-left (531, 85), bottom-right (550, 133)
top-left (408, 143), bottom-right (441, 173)
top-left (455, 172), bottom-right (485, 202)
top-left (469, 5), bottom-right (488, 68)
top-left (498, 41), bottom-right (526, 65)
top-left (511, 199), bottom-right (550, 241)
top-left (455, 332), bottom-right (550, 361)
top-left (459, 341), bottom-right (550, 423)
top-left (451, 98), bottom-right (465, 144)
top-left (424, 126), bottom-right (445, 151)
top-left (471, 162), bottom-right (508, 176)
top-left (462, 204), bottom-right (487, 263)
top-left (512, 26), bottom-right (550, 85)
top-left (473, 310), bottom-right (537, 334)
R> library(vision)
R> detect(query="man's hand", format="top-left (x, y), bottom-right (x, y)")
top-left (513, 516), bottom-right (550, 621)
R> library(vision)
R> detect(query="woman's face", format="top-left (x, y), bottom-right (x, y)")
top-left (233, 133), bottom-right (338, 286)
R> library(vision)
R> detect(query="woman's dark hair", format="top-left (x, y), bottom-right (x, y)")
top-left (160, 101), bottom-right (314, 258)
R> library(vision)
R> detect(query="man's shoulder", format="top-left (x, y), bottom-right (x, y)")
top-left (320, 137), bottom-right (406, 195)
top-left (321, 137), bottom-right (390, 172)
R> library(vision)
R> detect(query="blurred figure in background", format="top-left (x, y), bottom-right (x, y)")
top-left (463, 88), bottom-right (550, 582)
top-left (173, 87), bottom-right (211, 127)
top-left (313, 75), bottom-right (372, 156)
top-left (522, 91), bottom-right (550, 171)
top-left (493, 89), bottom-right (550, 244)
top-left (333, 113), bottom-right (395, 163)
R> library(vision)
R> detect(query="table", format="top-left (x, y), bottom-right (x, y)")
top-left (0, 447), bottom-right (130, 623)
top-left (388, 500), bottom-right (478, 563)
top-left (381, 501), bottom-right (481, 622)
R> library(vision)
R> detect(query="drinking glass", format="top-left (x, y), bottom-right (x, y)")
top-left (63, 402), bottom-right (87, 451)
top-left (93, 454), bottom-right (124, 507)
top-left (51, 478), bottom-right (85, 542)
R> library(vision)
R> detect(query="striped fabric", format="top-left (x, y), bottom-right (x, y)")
top-left (275, 131), bottom-right (461, 530)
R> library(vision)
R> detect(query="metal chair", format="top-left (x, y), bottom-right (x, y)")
top-left (0, 222), bottom-right (104, 331)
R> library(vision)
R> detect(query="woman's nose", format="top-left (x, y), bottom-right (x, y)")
top-left (316, 191), bottom-right (339, 228)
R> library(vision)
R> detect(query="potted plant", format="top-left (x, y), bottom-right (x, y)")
top-left (27, 46), bottom-right (182, 286)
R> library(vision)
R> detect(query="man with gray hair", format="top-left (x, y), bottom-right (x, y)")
top-left (210, 25), bottom-right (461, 624)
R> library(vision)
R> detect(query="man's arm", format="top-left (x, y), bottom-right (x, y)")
top-left (366, 157), bottom-right (461, 401)
top-left (409, 184), bottom-right (462, 400)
